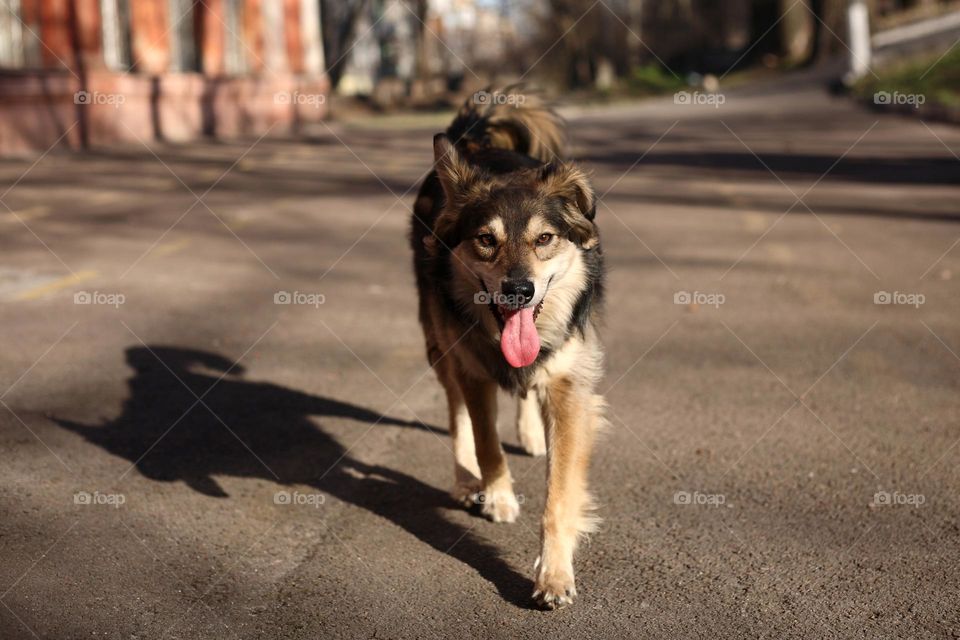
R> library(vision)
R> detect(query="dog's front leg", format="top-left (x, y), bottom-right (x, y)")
top-left (534, 377), bottom-right (600, 609)
top-left (517, 389), bottom-right (546, 456)
top-left (460, 378), bottom-right (519, 523)
top-left (441, 377), bottom-right (482, 504)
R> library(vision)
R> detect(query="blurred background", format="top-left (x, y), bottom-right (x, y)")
top-left (0, 0), bottom-right (958, 153)
top-left (2, 2), bottom-right (960, 638)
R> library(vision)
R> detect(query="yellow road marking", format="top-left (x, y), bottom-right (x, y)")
top-left (14, 270), bottom-right (98, 301)
top-left (228, 217), bottom-right (255, 229)
top-left (90, 192), bottom-right (126, 204)
top-left (765, 243), bottom-right (795, 263)
top-left (740, 212), bottom-right (769, 233)
top-left (3, 206), bottom-right (51, 224)
top-left (152, 238), bottom-right (192, 257)
top-left (196, 169), bottom-right (222, 180)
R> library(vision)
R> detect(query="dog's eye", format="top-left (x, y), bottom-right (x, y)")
top-left (477, 233), bottom-right (496, 247)
top-left (536, 233), bottom-right (554, 246)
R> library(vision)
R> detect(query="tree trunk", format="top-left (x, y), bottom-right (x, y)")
top-left (320, 0), bottom-right (369, 89)
top-left (779, 0), bottom-right (815, 64)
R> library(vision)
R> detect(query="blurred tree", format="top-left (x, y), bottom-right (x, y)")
top-left (529, 0), bottom-right (861, 89)
top-left (779, 0), bottom-right (816, 65)
top-left (800, 0), bottom-right (851, 64)
top-left (410, 0), bottom-right (430, 80)
top-left (321, 0), bottom-right (370, 88)
top-left (528, 0), bottom-right (630, 89)
top-left (625, 0), bottom-right (644, 67)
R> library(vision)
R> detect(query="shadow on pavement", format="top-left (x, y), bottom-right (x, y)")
top-left (580, 151), bottom-right (960, 187)
top-left (55, 345), bottom-right (534, 607)
top-left (602, 189), bottom-right (960, 223)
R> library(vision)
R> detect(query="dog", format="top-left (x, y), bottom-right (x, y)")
top-left (410, 88), bottom-right (605, 609)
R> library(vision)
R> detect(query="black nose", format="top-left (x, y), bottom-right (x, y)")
top-left (501, 279), bottom-right (535, 306)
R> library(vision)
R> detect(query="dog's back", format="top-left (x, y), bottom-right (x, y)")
top-left (445, 87), bottom-right (566, 163)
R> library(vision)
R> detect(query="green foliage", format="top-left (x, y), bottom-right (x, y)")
top-left (856, 47), bottom-right (960, 108)
top-left (624, 64), bottom-right (687, 96)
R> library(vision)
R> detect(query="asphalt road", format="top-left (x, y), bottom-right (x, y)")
top-left (1, 79), bottom-right (959, 639)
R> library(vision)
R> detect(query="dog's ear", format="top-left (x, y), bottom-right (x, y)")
top-left (433, 134), bottom-right (481, 204)
top-left (429, 134), bottom-right (484, 251)
top-left (538, 162), bottom-right (598, 249)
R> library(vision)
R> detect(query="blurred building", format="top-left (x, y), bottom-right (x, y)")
top-left (336, 0), bottom-right (515, 106)
top-left (0, 0), bottom-right (329, 155)
top-left (427, 0), bottom-right (513, 75)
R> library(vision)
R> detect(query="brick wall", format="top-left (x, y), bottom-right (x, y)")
top-left (0, 0), bottom-right (329, 155)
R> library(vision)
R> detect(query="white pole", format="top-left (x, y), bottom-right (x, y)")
top-left (846, 0), bottom-right (872, 83)
top-left (261, 0), bottom-right (287, 73)
top-left (301, 0), bottom-right (325, 76)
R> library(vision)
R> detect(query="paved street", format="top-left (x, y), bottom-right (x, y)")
top-left (1, 77), bottom-right (959, 638)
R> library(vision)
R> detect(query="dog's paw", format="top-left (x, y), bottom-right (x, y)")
top-left (451, 478), bottom-right (482, 507)
top-left (519, 429), bottom-right (547, 457)
top-left (479, 488), bottom-right (520, 523)
top-left (533, 561), bottom-right (576, 609)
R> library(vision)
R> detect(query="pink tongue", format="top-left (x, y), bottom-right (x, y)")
top-left (500, 307), bottom-right (540, 368)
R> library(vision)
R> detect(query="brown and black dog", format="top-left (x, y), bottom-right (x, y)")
top-left (410, 88), bottom-right (605, 608)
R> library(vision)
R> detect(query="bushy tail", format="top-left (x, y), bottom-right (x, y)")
top-left (445, 85), bottom-right (566, 163)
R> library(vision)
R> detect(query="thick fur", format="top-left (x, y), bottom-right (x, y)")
top-left (410, 88), bottom-right (605, 609)
top-left (445, 84), bottom-right (566, 164)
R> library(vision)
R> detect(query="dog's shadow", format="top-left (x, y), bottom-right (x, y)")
top-left (56, 346), bottom-right (534, 607)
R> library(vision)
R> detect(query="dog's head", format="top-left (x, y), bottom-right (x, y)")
top-left (427, 134), bottom-right (600, 368)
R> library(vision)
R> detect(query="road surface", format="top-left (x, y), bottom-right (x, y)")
top-left (1, 79), bottom-right (959, 638)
